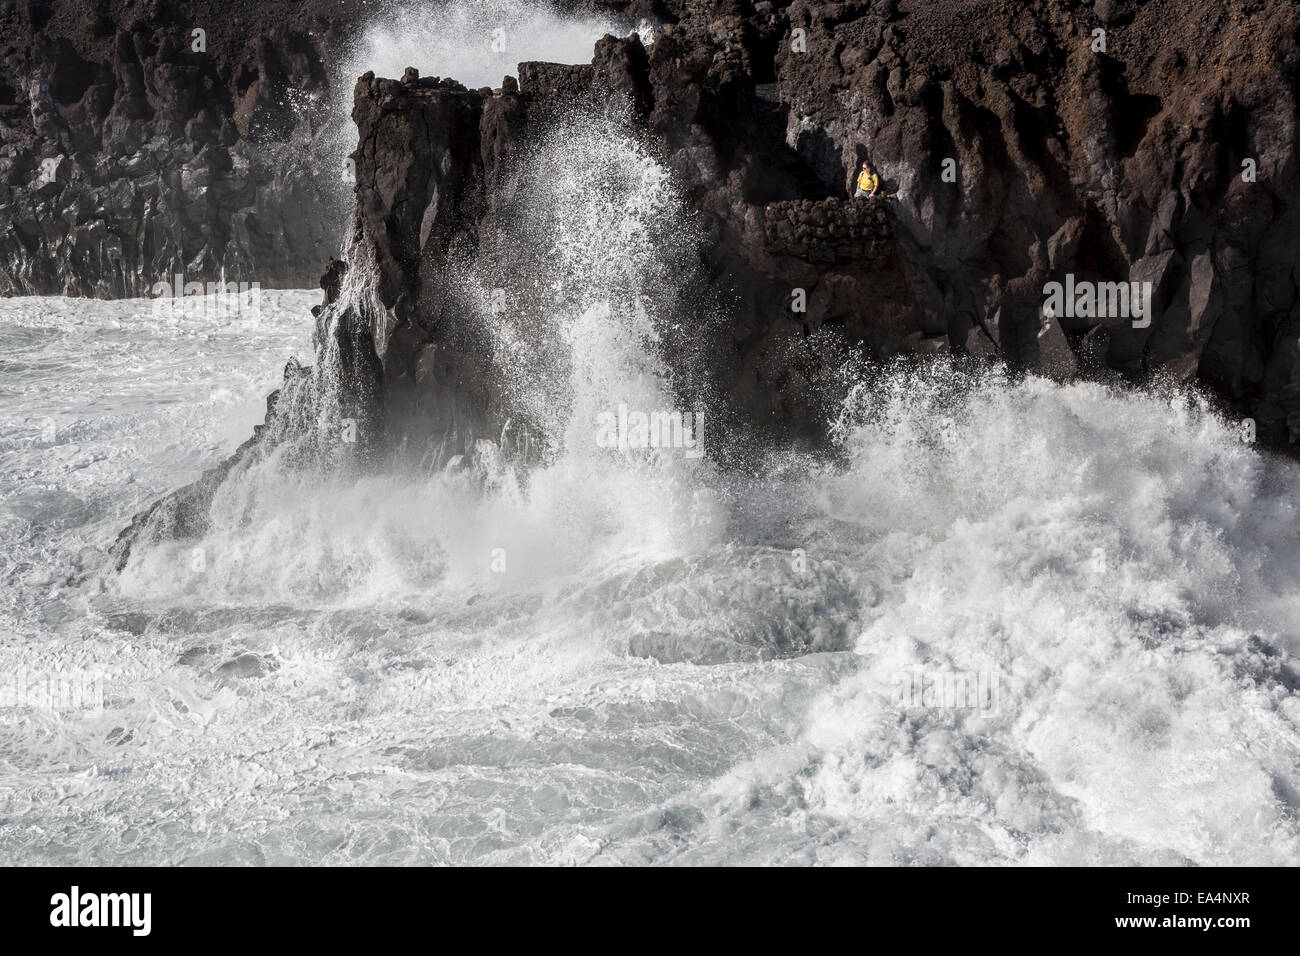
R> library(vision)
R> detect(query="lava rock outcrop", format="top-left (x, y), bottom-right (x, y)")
top-left (0, 0), bottom-right (367, 295)
top-left (103, 0), bottom-right (1300, 569)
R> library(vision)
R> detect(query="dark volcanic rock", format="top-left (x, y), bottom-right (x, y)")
top-left (763, 197), bottom-right (892, 262)
top-left (326, 0), bottom-right (1300, 444)
top-left (0, 0), bottom-right (368, 296)
top-left (109, 0), bottom-right (1300, 569)
top-left (758, 0), bottom-right (1300, 441)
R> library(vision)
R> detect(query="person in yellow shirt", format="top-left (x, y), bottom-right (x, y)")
top-left (854, 161), bottom-right (879, 198)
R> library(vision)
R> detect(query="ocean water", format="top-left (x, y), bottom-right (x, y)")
top-left (3, 287), bottom-right (1300, 865)
top-left (2, 2), bottom-right (1299, 867)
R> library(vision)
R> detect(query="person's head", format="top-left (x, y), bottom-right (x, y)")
top-left (861, 161), bottom-right (870, 171)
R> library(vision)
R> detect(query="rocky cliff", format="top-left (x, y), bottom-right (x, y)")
top-left (323, 0), bottom-right (1300, 447)
top-left (0, 0), bottom-right (370, 295)
top-left (101, 0), bottom-right (1300, 567)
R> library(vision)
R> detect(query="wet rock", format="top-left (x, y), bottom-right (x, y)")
top-left (109, 0), bottom-right (1300, 566)
top-left (0, 0), bottom-right (362, 296)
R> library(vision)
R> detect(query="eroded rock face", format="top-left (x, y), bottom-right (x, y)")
top-left (763, 198), bottom-right (892, 263)
top-left (0, 0), bottom-right (365, 296)
top-left (338, 0), bottom-right (1300, 446)
top-left (13, 0), bottom-right (1299, 439)
top-left (345, 71), bottom-right (514, 467)
top-left (758, 0), bottom-right (1300, 441)
top-left (108, 0), bottom-right (1300, 568)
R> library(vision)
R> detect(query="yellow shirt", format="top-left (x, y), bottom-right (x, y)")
top-left (857, 170), bottom-right (878, 192)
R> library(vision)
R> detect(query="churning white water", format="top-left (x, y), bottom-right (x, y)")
top-left (2, 5), bottom-right (1299, 866)
top-left (3, 285), bottom-right (1300, 864)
